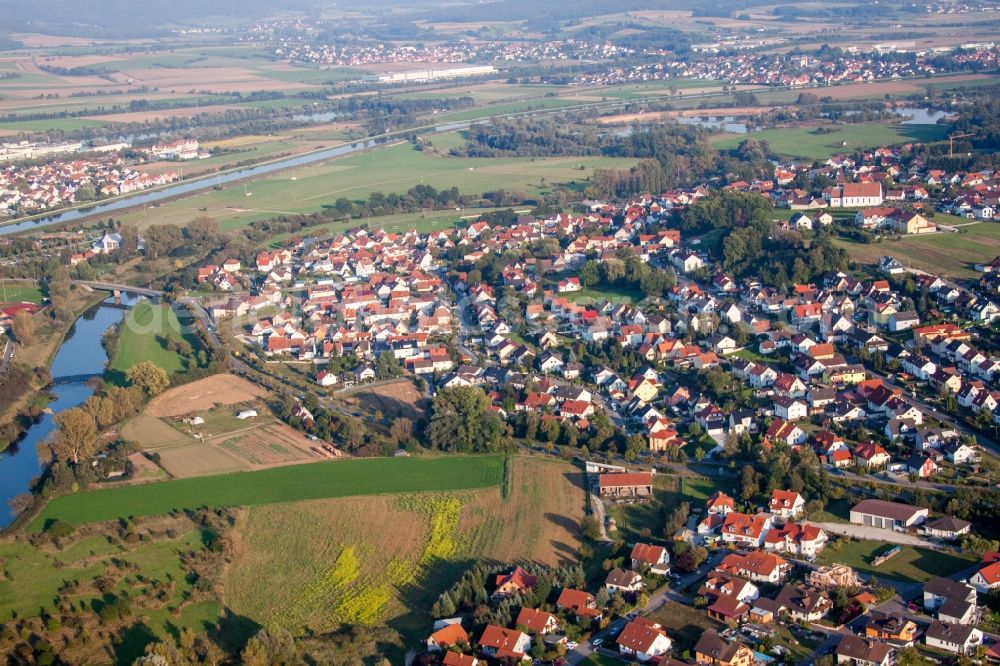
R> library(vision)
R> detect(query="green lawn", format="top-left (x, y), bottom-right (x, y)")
top-left (115, 141), bottom-right (635, 230)
top-left (564, 285), bottom-right (643, 305)
top-left (107, 301), bottom-right (195, 383)
top-left (710, 121), bottom-right (949, 160)
top-left (30, 455), bottom-right (504, 528)
top-left (833, 220), bottom-right (1000, 279)
top-left (0, 281), bottom-right (44, 304)
top-left (816, 539), bottom-right (976, 583)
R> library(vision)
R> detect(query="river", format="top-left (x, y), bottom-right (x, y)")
top-left (0, 293), bottom-right (141, 528)
top-left (0, 121), bottom-right (477, 236)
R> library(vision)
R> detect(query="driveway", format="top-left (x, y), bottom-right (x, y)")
top-left (811, 521), bottom-right (937, 548)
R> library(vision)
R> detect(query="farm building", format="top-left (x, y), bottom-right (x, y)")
top-left (849, 499), bottom-right (928, 530)
top-left (598, 472), bottom-right (653, 498)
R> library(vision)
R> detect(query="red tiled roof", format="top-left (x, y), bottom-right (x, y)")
top-left (598, 472), bottom-right (653, 489)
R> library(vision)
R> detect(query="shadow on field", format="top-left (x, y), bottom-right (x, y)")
top-left (210, 607), bottom-right (262, 654)
top-left (561, 470), bottom-right (587, 492)
top-left (389, 557), bottom-right (476, 653)
top-left (115, 623), bottom-right (157, 665)
top-left (549, 540), bottom-right (580, 565)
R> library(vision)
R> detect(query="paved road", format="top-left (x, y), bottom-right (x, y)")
top-left (565, 551), bottom-right (724, 665)
top-left (810, 521), bottom-right (938, 548)
top-left (829, 466), bottom-right (961, 493)
top-left (867, 366), bottom-right (1000, 458)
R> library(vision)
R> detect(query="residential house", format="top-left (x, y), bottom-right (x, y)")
top-left (925, 620), bottom-right (983, 655)
top-left (556, 588), bottom-right (603, 622)
top-left (720, 513), bottom-right (773, 548)
top-left (514, 607), bottom-right (560, 635)
top-left (427, 622), bottom-right (469, 652)
top-left (605, 568), bottom-right (644, 595)
top-left (923, 516), bottom-right (972, 540)
top-left (479, 625), bottom-right (531, 661)
top-left (719, 551), bottom-right (792, 584)
top-left (835, 635), bottom-right (893, 666)
top-left (695, 631), bottom-right (754, 666)
top-left (769, 490), bottom-right (805, 519)
top-left (617, 617), bottom-right (673, 662)
top-left (865, 611), bottom-right (918, 644)
top-left (631, 543), bottom-right (671, 575)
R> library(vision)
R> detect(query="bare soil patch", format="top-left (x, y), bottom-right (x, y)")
top-left (334, 379), bottom-right (429, 421)
top-left (145, 373), bottom-right (269, 418)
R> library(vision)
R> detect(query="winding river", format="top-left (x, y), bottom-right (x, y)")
top-left (0, 293), bottom-right (141, 528)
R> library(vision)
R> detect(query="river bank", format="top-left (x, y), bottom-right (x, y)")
top-left (0, 292), bottom-right (142, 528)
top-left (0, 287), bottom-right (104, 452)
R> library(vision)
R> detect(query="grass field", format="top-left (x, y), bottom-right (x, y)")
top-left (834, 221), bottom-right (1000, 279)
top-left (0, 117), bottom-right (109, 132)
top-left (260, 207), bottom-right (511, 247)
top-left (224, 457), bottom-right (584, 656)
top-left (29, 455), bottom-right (504, 528)
top-left (0, 525), bottom-right (220, 658)
top-left (711, 121), bottom-right (949, 160)
top-left (816, 539), bottom-right (976, 583)
top-left (646, 600), bottom-right (723, 653)
top-left (565, 285), bottom-right (643, 305)
top-left (115, 139), bottom-right (636, 230)
top-left (107, 301), bottom-right (196, 383)
top-left (431, 97), bottom-right (583, 122)
top-left (0, 281), bottom-right (44, 304)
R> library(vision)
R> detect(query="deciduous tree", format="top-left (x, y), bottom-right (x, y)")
top-left (51, 407), bottom-right (98, 465)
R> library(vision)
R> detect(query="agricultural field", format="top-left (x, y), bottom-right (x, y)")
top-left (114, 139), bottom-right (637, 230)
top-left (29, 455), bottom-right (505, 528)
top-left (710, 120), bottom-right (949, 160)
top-left (106, 300), bottom-right (199, 384)
top-left (816, 539), bottom-right (976, 583)
top-left (120, 403), bottom-right (325, 479)
top-left (144, 373), bottom-right (269, 417)
top-left (223, 457), bottom-right (584, 655)
top-left (331, 379), bottom-right (429, 422)
top-left (119, 373), bottom-right (332, 477)
top-left (833, 221), bottom-right (1000, 279)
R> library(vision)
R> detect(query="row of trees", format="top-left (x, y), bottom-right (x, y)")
top-left (50, 362), bottom-right (169, 466)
